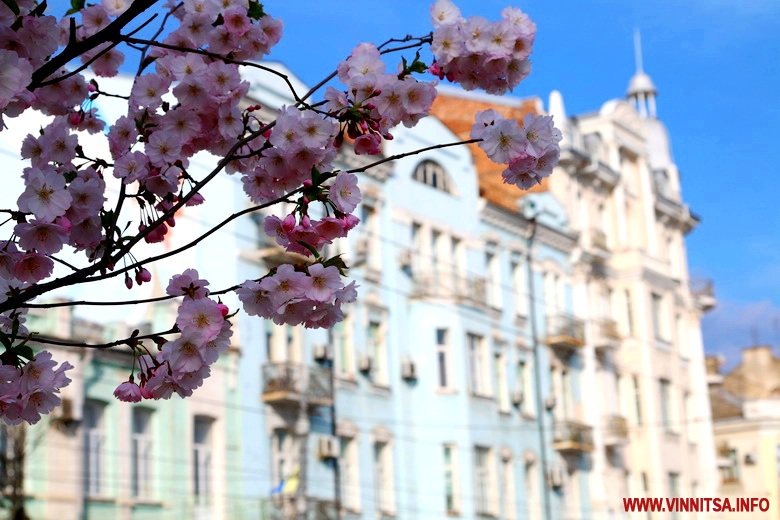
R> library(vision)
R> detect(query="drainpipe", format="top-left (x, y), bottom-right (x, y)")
top-left (526, 215), bottom-right (553, 520)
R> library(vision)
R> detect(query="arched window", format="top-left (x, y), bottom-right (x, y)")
top-left (412, 160), bottom-right (456, 194)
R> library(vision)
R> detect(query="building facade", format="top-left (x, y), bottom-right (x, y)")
top-left (0, 53), bottom-right (717, 520)
top-left (708, 346), bottom-right (780, 519)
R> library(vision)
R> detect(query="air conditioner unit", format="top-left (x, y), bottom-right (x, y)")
top-left (544, 395), bottom-right (556, 411)
top-left (511, 389), bottom-right (524, 407)
top-left (547, 466), bottom-right (564, 489)
top-left (317, 436), bottom-right (339, 460)
top-left (359, 354), bottom-right (373, 373)
top-left (313, 344), bottom-right (331, 362)
top-left (401, 358), bottom-right (417, 381)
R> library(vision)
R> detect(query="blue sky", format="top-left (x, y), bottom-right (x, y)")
top-left (258, 0), bottom-right (780, 364)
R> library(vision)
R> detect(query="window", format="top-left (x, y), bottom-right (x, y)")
top-left (272, 429), bottom-right (298, 494)
top-left (519, 358), bottom-right (536, 416)
top-left (436, 328), bottom-right (451, 389)
top-left (668, 472), bottom-right (680, 520)
top-left (720, 448), bottom-right (740, 484)
top-left (132, 407), bottom-right (154, 499)
top-left (468, 333), bottom-right (491, 397)
top-left (332, 311), bottom-right (354, 377)
top-left (495, 349), bottom-right (510, 413)
top-left (633, 376), bottom-right (642, 425)
top-left (443, 444), bottom-right (460, 514)
top-left (360, 204), bottom-right (380, 270)
top-left (193, 416), bottom-right (213, 504)
top-left (511, 260), bottom-right (527, 317)
top-left (367, 319), bottom-right (388, 386)
top-left (501, 456), bottom-right (517, 520)
top-left (474, 446), bottom-right (497, 515)
top-left (651, 292), bottom-right (664, 342)
top-left (412, 160), bottom-right (455, 194)
top-left (659, 379), bottom-right (673, 433)
top-left (267, 323), bottom-right (300, 363)
top-left (340, 436), bottom-right (361, 511)
top-left (624, 289), bottom-right (634, 336)
top-left (374, 441), bottom-right (395, 514)
top-left (525, 462), bottom-right (541, 520)
top-left (486, 250), bottom-right (502, 308)
top-left (84, 400), bottom-right (106, 497)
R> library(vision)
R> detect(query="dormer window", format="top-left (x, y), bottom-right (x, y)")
top-left (412, 160), bottom-right (455, 194)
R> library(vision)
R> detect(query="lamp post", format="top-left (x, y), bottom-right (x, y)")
top-left (525, 212), bottom-right (553, 520)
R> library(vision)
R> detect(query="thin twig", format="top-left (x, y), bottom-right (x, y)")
top-left (30, 327), bottom-right (177, 350)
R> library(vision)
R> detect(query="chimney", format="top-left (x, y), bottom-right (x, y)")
top-left (705, 354), bottom-right (724, 385)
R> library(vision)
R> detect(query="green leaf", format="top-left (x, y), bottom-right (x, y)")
top-left (64, 0), bottom-right (84, 15)
top-left (0, 331), bottom-right (11, 350)
top-left (297, 241), bottom-right (321, 259)
top-left (10, 317), bottom-right (19, 341)
top-left (247, 0), bottom-right (264, 20)
top-left (14, 345), bottom-right (35, 361)
top-left (1, 0), bottom-right (20, 16)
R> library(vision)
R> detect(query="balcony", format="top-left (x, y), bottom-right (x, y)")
top-left (265, 496), bottom-right (337, 520)
top-left (544, 314), bottom-right (585, 353)
top-left (593, 318), bottom-right (621, 354)
top-left (261, 362), bottom-right (333, 407)
top-left (590, 228), bottom-right (609, 253)
top-left (410, 269), bottom-right (487, 308)
top-left (553, 420), bottom-right (594, 454)
top-left (603, 414), bottom-right (629, 446)
top-left (690, 278), bottom-right (716, 312)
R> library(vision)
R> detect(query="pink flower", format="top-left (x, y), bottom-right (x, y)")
top-left (114, 380), bottom-right (143, 402)
top-left (13, 252), bottom-right (54, 283)
top-left (260, 264), bottom-right (310, 307)
top-left (502, 153), bottom-right (539, 189)
top-left (17, 168), bottom-right (72, 223)
top-left (305, 264), bottom-right (342, 302)
top-left (113, 151), bottom-right (150, 183)
top-left (222, 7), bottom-right (251, 36)
top-left (522, 114), bottom-right (561, 157)
top-left (166, 268), bottom-right (210, 299)
top-left (176, 298), bottom-right (224, 343)
top-left (329, 172), bottom-right (362, 213)
top-left (236, 280), bottom-right (275, 317)
top-left (15, 220), bottom-right (69, 255)
top-left (0, 50), bottom-right (33, 110)
top-left (145, 131), bottom-right (182, 167)
top-left (130, 73), bottom-right (171, 110)
top-left (163, 333), bottom-right (206, 373)
top-left (201, 321), bottom-right (232, 365)
top-left (354, 133), bottom-right (382, 155)
top-left (476, 118), bottom-right (527, 164)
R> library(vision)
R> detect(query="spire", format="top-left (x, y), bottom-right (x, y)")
top-left (634, 28), bottom-right (644, 73)
top-left (626, 28), bottom-right (657, 118)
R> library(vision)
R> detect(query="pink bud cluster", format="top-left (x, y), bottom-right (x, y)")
top-left (0, 352), bottom-right (73, 425)
top-left (237, 266), bottom-right (358, 329)
top-left (114, 269), bottom-right (232, 402)
top-left (430, 0), bottom-right (535, 94)
top-left (471, 109), bottom-right (562, 189)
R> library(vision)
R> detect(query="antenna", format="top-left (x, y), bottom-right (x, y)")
top-left (633, 28), bottom-right (644, 73)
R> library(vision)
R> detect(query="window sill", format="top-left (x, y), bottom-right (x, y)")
top-left (521, 412), bottom-right (537, 421)
top-left (371, 382), bottom-right (392, 393)
top-left (131, 499), bottom-right (164, 507)
top-left (87, 495), bottom-right (116, 503)
top-left (447, 509), bottom-right (462, 517)
top-left (470, 392), bottom-right (495, 401)
top-left (435, 387), bottom-right (458, 395)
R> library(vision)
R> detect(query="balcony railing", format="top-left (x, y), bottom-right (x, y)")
top-left (545, 314), bottom-right (585, 351)
top-left (552, 420), bottom-right (594, 453)
top-left (690, 278), bottom-right (716, 311)
top-left (264, 496), bottom-right (337, 520)
top-left (590, 228), bottom-right (609, 252)
top-left (603, 414), bottom-right (629, 445)
top-left (410, 269), bottom-right (487, 308)
top-left (261, 362), bottom-right (333, 407)
top-left (594, 318), bottom-right (621, 352)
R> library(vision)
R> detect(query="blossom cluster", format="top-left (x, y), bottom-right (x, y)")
top-left (0, 0), bottom-right (556, 424)
top-left (430, 0), bottom-right (535, 94)
top-left (114, 269), bottom-right (232, 402)
top-left (471, 109), bottom-right (561, 189)
top-left (326, 43), bottom-right (438, 155)
top-left (237, 265), bottom-right (358, 329)
top-left (0, 351), bottom-right (73, 424)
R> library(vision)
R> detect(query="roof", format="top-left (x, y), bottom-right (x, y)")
top-left (626, 71), bottom-right (657, 96)
top-left (430, 90), bottom-right (549, 213)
